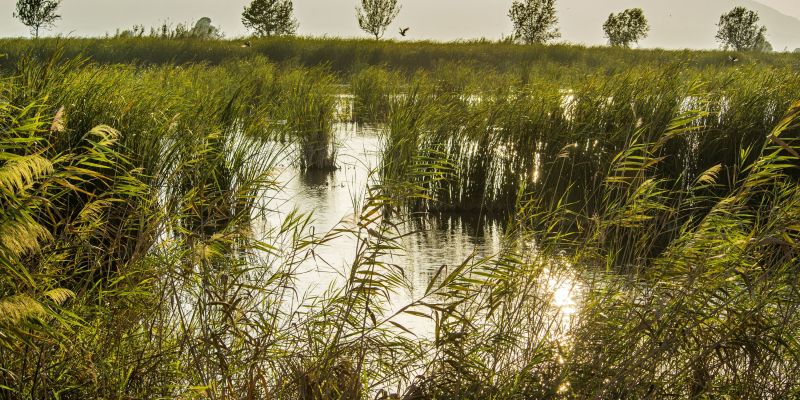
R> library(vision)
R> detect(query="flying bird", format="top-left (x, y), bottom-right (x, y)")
top-left (728, 55), bottom-right (739, 63)
top-left (399, 27), bottom-right (409, 37)
top-left (241, 40), bottom-right (252, 48)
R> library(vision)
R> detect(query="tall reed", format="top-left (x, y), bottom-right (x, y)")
top-left (275, 67), bottom-right (338, 171)
top-left (2, 46), bottom-right (800, 400)
top-left (3, 36), bottom-right (799, 74)
top-left (350, 66), bottom-right (401, 124)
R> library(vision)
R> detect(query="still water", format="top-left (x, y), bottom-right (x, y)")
top-left (263, 122), bottom-right (580, 336)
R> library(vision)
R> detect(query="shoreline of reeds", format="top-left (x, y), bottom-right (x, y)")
top-left (2, 36), bottom-right (799, 74)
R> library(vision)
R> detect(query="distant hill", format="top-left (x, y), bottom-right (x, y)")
top-left (558, 0), bottom-right (800, 51)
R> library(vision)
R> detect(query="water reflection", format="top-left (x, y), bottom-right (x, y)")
top-left (264, 122), bottom-right (582, 337)
top-left (403, 213), bottom-right (504, 296)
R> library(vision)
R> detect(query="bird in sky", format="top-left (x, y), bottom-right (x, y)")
top-left (399, 27), bottom-right (409, 37)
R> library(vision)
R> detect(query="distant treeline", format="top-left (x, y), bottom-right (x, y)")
top-left (1, 37), bottom-right (799, 75)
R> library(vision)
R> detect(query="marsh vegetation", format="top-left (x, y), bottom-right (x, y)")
top-left (1, 40), bottom-right (800, 399)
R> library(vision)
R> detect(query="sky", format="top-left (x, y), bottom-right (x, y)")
top-left (1, 0), bottom-right (799, 49)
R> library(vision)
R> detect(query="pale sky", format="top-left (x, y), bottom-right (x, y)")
top-left (1, 0), bottom-right (799, 49)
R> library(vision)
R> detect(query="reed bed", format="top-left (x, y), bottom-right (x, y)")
top-left (349, 66), bottom-right (402, 124)
top-left (2, 36), bottom-right (800, 74)
top-left (273, 67), bottom-right (338, 170)
top-left (1, 45), bottom-right (800, 399)
top-left (378, 65), bottom-right (800, 216)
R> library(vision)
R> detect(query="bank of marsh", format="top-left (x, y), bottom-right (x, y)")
top-left (1, 40), bottom-right (800, 399)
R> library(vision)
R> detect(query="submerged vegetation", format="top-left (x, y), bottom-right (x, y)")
top-left (1, 41), bottom-right (800, 398)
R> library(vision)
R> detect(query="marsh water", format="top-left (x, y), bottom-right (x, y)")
top-left (263, 122), bottom-right (581, 336)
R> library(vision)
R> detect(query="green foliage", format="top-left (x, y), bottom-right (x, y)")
top-left (350, 66), bottom-right (402, 123)
top-left (716, 7), bottom-right (769, 52)
top-left (375, 65), bottom-right (800, 217)
top-left (0, 96), bottom-right (153, 395)
top-left (3, 36), bottom-right (800, 75)
top-left (604, 8), bottom-right (649, 48)
top-left (12, 0), bottom-right (61, 38)
top-left (242, 0), bottom-right (298, 37)
top-left (755, 34), bottom-right (773, 53)
top-left (356, 0), bottom-right (402, 40)
top-left (274, 67), bottom-right (338, 170)
top-left (1, 43), bottom-right (800, 399)
top-left (508, 0), bottom-right (560, 44)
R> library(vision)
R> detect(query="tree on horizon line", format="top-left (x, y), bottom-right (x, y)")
top-left (603, 8), bottom-right (649, 48)
top-left (508, 0), bottom-right (560, 45)
top-left (13, 0), bottom-right (61, 38)
top-left (357, 0), bottom-right (401, 40)
top-left (716, 6), bottom-right (769, 52)
top-left (242, 0), bottom-right (298, 37)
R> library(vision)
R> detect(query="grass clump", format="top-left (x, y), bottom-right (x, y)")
top-left (350, 65), bottom-right (402, 123)
top-left (274, 67), bottom-right (338, 171)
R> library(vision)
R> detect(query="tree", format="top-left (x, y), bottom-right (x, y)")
top-left (13, 0), bottom-right (61, 38)
top-left (603, 8), bottom-right (649, 48)
top-left (508, 0), bottom-right (560, 44)
top-left (715, 7), bottom-right (768, 51)
top-left (755, 35), bottom-right (773, 53)
top-left (795, 48), bottom-right (800, 54)
top-left (356, 0), bottom-right (401, 40)
top-left (242, 0), bottom-right (297, 37)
